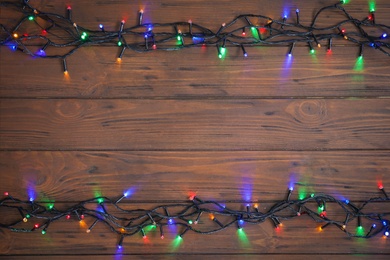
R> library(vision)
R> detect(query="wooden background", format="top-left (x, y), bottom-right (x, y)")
top-left (1, 0), bottom-right (390, 258)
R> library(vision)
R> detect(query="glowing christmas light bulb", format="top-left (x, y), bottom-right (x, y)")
top-left (81, 32), bottom-right (88, 40)
top-left (160, 225), bottom-right (164, 239)
top-left (4, 192), bottom-right (8, 196)
top-left (241, 45), bottom-right (247, 57)
top-left (118, 236), bottom-right (124, 248)
top-left (13, 33), bottom-right (18, 38)
top-left (138, 10), bottom-right (144, 25)
top-left (217, 45), bottom-right (222, 59)
top-left (382, 33), bottom-right (388, 38)
top-left (194, 212), bottom-right (202, 224)
top-left (288, 42), bottom-right (295, 56)
top-left (308, 42), bottom-right (315, 54)
top-left (66, 214), bottom-right (71, 220)
top-left (296, 9), bottom-right (300, 24)
top-left (87, 219), bottom-right (99, 233)
top-left (67, 6), bottom-right (72, 20)
top-left (28, 16), bottom-right (34, 21)
top-left (141, 228), bottom-right (147, 239)
top-left (237, 219), bottom-right (243, 230)
top-left (187, 19), bottom-right (193, 35)
top-left (378, 183), bottom-right (389, 199)
top-left (41, 229), bottom-right (46, 235)
top-left (366, 223), bottom-right (377, 236)
top-left (62, 59), bottom-right (68, 74)
top-left (216, 23), bottom-right (226, 35)
top-left (177, 30), bottom-right (183, 45)
top-left (321, 223), bottom-right (330, 231)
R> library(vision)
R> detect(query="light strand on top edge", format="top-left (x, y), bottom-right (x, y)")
top-left (0, 0), bottom-right (389, 73)
top-left (0, 184), bottom-right (389, 249)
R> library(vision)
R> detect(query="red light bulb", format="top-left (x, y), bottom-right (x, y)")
top-left (34, 224), bottom-right (39, 228)
top-left (67, 6), bottom-right (71, 10)
top-left (80, 214), bottom-right (85, 219)
top-left (66, 215), bottom-right (71, 220)
top-left (4, 192), bottom-right (8, 196)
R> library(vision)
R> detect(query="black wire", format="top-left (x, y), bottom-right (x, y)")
top-left (0, 188), bottom-right (389, 247)
top-left (0, 0), bottom-right (389, 72)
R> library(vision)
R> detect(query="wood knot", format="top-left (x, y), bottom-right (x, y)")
top-left (288, 100), bottom-right (328, 128)
top-left (55, 100), bottom-right (83, 118)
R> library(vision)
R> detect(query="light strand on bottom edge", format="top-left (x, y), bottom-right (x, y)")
top-left (0, 184), bottom-right (389, 248)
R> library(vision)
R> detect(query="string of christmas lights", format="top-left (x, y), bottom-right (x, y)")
top-left (1, 183), bottom-right (389, 248)
top-left (0, 0), bottom-right (389, 74)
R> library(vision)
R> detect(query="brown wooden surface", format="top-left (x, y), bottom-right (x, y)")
top-left (1, 99), bottom-right (390, 150)
top-left (1, 0), bottom-right (390, 258)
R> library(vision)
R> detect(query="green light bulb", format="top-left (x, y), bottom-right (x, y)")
top-left (97, 198), bottom-right (104, 204)
top-left (118, 41), bottom-right (122, 47)
top-left (188, 220), bottom-right (193, 225)
top-left (41, 230), bottom-right (46, 235)
top-left (28, 16), bottom-right (34, 21)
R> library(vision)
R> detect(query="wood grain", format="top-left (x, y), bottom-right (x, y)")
top-left (1, 99), bottom-right (389, 150)
top-left (0, 151), bottom-right (388, 201)
top-left (1, 204), bottom-right (389, 255)
top-left (1, 47), bottom-right (390, 99)
top-left (1, 0), bottom-right (390, 98)
top-left (1, 0), bottom-right (390, 257)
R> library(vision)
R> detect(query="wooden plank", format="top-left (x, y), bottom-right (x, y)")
top-left (0, 151), bottom-right (388, 201)
top-left (2, 256), bottom-right (390, 260)
top-left (1, 47), bottom-right (389, 98)
top-left (1, 99), bottom-right (390, 150)
top-left (0, 202), bottom-right (389, 255)
top-left (1, 0), bottom-right (390, 98)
